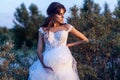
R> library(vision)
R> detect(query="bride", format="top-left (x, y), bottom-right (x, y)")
top-left (28, 2), bottom-right (89, 80)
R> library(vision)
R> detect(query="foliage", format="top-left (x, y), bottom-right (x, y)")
top-left (0, 27), bottom-right (10, 45)
top-left (12, 3), bottom-right (45, 48)
top-left (67, 0), bottom-right (120, 80)
top-left (0, 40), bottom-right (37, 80)
top-left (0, 0), bottom-right (120, 80)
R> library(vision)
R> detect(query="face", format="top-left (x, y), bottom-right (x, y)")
top-left (54, 8), bottom-right (65, 24)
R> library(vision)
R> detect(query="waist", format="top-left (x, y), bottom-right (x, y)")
top-left (43, 45), bottom-right (69, 55)
top-left (45, 44), bottom-right (67, 50)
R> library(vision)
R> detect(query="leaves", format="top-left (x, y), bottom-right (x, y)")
top-left (68, 0), bottom-right (120, 80)
top-left (13, 3), bottom-right (45, 48)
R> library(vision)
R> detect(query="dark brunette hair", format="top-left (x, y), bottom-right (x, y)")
top-left (41, 2), bottom-right (66, 28)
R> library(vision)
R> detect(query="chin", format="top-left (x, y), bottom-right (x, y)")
top-left (59, 22), bottom-right (63, 25)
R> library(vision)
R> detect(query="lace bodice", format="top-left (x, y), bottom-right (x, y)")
top-left (39, 25), bottom-right (73, 51)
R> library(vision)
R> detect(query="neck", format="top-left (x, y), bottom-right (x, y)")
top-left (53, 23), bottom-right (61, 28)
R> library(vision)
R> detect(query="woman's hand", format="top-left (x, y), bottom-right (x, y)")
top-left (43, 65), bottom-right (54, 71)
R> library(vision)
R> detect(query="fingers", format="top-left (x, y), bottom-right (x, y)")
top-left (44, 66), bottom-right (54, 71)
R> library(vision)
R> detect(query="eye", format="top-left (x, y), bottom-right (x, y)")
top-left (57, 13), bottom-right (64, 16)
top-left (57, 13), bottom-right (62, 15)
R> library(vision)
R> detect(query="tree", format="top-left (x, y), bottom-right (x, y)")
top-left (0, 27), bottom-right (10, 45)
top-left (67, 0), bottom-right (102, 79)
top-left (67, 0), bottom-right (120, 80)
top-left (13, 3), bottom-right (45, 48)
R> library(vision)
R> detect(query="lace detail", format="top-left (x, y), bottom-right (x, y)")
top-left (39, 28), bottom-right (46, 34)
top-left (38, 25), bottom-right (73, 51)
top-left (29, 25), bottom-right (80, 80)
top-left (67, 25), bottom-right (73, 32)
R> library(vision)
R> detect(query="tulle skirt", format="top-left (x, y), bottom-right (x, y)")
top-left (28, 46), bottom-right (80, 80)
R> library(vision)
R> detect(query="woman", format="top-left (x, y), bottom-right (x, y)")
top-left (29, 2), bottom-right (89, 80)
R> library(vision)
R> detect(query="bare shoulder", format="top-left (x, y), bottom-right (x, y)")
top-left (63, 24), bottom-right (73, 29)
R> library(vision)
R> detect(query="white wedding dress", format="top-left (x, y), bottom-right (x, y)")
top-left (28, 25), bottom-right (80, 80)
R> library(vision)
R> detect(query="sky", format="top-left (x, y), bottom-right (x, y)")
top-left (0, 0), bottom-right (118, 28)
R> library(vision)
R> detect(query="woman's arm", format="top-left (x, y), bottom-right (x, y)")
top-left (67, 25), bottom-right (89, 47)
top-left (37, 32), bottom-right (53, 71)
top-left (37, 32), bottom-right (44, 66)
top-left (67, 41), bottom-right (86, 47)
